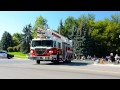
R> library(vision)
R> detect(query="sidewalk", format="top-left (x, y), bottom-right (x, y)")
top-left (77, 59), bottom-right (120, 67)
top-left (93, 63), bottom-right (120, 67)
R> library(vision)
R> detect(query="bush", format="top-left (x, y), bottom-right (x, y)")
top-left (13, 46), bottom-right (18, 52)
top-left (7, 47), bottom-right (14, 52)
top-left (16, 44), bottom-right (21, 52)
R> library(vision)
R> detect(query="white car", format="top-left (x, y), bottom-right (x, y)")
top-left (0, 50), bottom-right (14, 59)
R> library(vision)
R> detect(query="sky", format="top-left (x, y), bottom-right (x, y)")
top-left (0, 11), bottom-right (120, 39)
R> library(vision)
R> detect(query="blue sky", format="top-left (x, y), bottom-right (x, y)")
top-left (0, 11), bottom-right (120, 39)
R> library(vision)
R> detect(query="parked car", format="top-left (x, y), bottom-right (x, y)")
top-left (0, 50), bottom-right (14, 59)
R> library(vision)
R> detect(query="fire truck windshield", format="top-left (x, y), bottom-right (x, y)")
top-left (32, 40), bottom-right (53, 47)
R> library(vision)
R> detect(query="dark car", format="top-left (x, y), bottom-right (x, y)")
top-left (0, 50), bottom-right (14, 59)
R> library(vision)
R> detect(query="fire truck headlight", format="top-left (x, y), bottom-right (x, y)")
top-left (49, 51), bottom-right (53, 53)
top-left (30, 50), bottom-right (34, 53)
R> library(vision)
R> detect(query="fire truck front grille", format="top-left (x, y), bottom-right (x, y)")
top-left (35, 48), bottom-right (46, 54)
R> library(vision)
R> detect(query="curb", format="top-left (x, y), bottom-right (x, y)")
top-left (13, 57), bottom-right (28, 60)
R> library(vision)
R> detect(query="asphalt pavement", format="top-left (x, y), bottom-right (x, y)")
top-left (0, 58), bottom-right (120, 79)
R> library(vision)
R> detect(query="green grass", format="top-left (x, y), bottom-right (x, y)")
top-left (8, 52), bottom-right (27, 59)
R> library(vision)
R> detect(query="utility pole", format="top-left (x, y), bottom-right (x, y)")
top-left (59, 28), bottom-right (60, 35)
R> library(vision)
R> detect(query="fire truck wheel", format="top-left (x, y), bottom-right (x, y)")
top-left (51, 61), bottom-right (54, 63)
top-left (51, 61), bottom-right (59, 63)
top-left (54, 60), bottom-right (59, 63)
top-left (64, 59), bottom-right (71, 63)
top-left (36, 60), bottom-right (40, 64)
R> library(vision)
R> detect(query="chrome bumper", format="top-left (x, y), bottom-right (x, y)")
top-left (28, 56), bottom-right (53, 61)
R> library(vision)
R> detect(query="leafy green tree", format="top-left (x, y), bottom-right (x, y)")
top-left (12, 33), bottom-right (22, 46)
top-left (61, 13), bottom-right (120, 57)
top-left (53, 30), bottom-right (59, 33)
top-left (90, 14), bottom-right (120, 56)
top-left (63, 16), bottom-right (76, 38)
top-left (33, 16), bottom-right (48, 38)
top-left (111, 14), bottom-right (120, 23)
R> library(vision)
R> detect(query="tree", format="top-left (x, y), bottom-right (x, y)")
top-left (88, 14), bottom-right (95, 21)
top-left (111, 14), bottom-right (120, 23)
top-left (0, 40), bottom-right (2, 50)
top-left (71, 14), bottom-right (96, 57)
top-left (1, 31), bottom-right (13, 51)
top-left (53, 30), bottom-right (59, 33)
top-left (90, 14), bottom-right (120, 57)
top-left (58, 19), bottom-right (64, 35)
top-left (60, 13), bottom-right (120, 57)
top-left (56, 14), bottom-right (97, 57)
top-left (33, 16), bottom-right (48, 38)
top-left (12, 33), bottom-right (22, 46)
top-left (20, 24), bottom-right (33, 54)
top-left (63, 16), bottom-right (76, 38)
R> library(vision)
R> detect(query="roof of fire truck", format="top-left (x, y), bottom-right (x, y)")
top-left (32, 28), bottom-right (70, 44)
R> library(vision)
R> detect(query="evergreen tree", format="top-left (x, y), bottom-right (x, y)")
top-left (0, 40), bottom-right (1, 50)
top-left (20, 24), bottom-right (33, 54)
top-left (58, 19), bottom-right (64, 35)
top-left (1, 31), bottom-right (13, 51)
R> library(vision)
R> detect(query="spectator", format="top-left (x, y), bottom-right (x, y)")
top-left (94, 58), bottom-right (100, 64)
top-left (92, 55), bottom-right (97, 61)
top-left (110, 53), bottom-right (115, 63)
top-left (87, 55), bottom-right (91, 60)
top-left (108, 56), bottom-right (112, 63)
top-left (105, 56), bottom-right (108, 61)
top-left (100, 57), bottom-right (104, 64)
top-left (115, 54), bottom-right (119, 61)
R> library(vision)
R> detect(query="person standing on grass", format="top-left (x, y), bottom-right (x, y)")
top-left (110, 53), bottom-right (115, 63)
top-left (100, 57), bottom-right (104, 64)
top-left (108, 56), bottom-right (112, 63)
top-left (115, 54), bottom-right (119, 61)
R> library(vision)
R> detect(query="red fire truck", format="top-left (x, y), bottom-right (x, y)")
top-left (28, 28), bottom-right (74, 64)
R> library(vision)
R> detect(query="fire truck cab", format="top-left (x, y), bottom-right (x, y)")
top-left (28, 28), bottom-right (73, 64)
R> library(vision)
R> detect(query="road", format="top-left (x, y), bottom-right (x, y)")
top-left (0, 58), bottom-right (120, 79)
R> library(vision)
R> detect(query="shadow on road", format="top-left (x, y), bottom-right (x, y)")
top-left (34, 61), bottom-right (93, 66)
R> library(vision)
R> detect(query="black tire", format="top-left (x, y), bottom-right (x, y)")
top-left (52, 60), bottom-right (59, 64)
top-left (56, 60), bottom-right (59, 63)
top-left (51, 61), bottom-right (54, 63)
top-left (63, 59), bottom-right (71, 63)
top-left (51, 60), bottom-right (58, 63)
top-left (7, 56), bottom-right (11, 59)
top-left (36, 60), bottom-right (40, 64)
